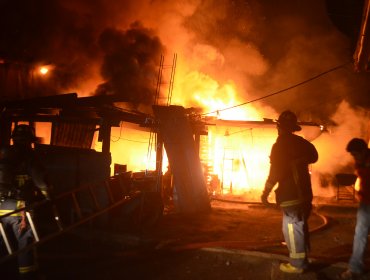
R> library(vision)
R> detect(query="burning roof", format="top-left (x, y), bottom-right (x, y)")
top-left (0, 1), bottom-right (369, 118)
top-left (1, 0), bottom-right (370, 196)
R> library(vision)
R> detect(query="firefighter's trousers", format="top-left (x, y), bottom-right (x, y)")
top-left (0, 199), bottom-right (37, 278)
top-left (281, 203), bottom-right (312, 269)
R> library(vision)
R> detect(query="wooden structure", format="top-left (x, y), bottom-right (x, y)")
top-left (0, 93), bottom-right (149, 151)
top-left (0, 94), bottom-right (212, 214)
top-left (0, 93), bottom-right (150, 194)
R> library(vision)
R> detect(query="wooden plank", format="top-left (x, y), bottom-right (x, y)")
top-left (153, 105), bottom-right (210, 213)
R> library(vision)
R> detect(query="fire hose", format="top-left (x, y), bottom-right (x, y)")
top-left (159, 197), bottom-right (329, 252)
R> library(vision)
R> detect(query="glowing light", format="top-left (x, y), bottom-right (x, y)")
top-left (37, 64), bottom-right (55, 76)
top-left (39, 66), bottom-right (49, 75)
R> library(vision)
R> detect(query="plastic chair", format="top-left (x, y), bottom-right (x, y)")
top-left (335, 173), bottom-right (357, 201)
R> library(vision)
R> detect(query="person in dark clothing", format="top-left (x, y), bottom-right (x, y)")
top-left (0, 124), bottom-right (51, 280)
top-left (261, 110), bottom-right (318, 274)
top-left (339, 138), bottom-right (370, 280)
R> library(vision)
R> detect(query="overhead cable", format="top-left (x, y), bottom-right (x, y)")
top-left (201, 61), bottom-right (351, 116)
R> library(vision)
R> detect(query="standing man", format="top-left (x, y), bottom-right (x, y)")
top-left (261, 110), bottom-right (318, 274)
top-left (339, 138), bottom-right (370, 279)
top-left (0, 124), bottom-right (51, 280)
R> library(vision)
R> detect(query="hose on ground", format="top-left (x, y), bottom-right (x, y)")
top-left (161, 197), bottom-right (329, 252)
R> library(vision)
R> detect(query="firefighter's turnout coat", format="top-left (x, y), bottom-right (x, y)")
top-left (0, 144), bottom-right (49, 277)
top-left (266, 133), bottom-right (318, 207)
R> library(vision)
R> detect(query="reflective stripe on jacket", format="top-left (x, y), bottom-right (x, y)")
top-left (0, 200), bottom-right (25, 216)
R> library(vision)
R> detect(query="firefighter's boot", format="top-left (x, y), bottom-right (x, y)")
top-left (279, 263), bottom-right (304, 274)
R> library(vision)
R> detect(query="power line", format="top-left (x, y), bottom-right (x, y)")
top-left (201, 61), bottom-right (351, 116)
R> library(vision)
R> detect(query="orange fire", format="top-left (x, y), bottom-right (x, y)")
top-left (202, 123), bottom-right (276, 197)
top-left (104, 71), bottom-right (279, 200)
top-left (190, 78), bottom-right (277, 197)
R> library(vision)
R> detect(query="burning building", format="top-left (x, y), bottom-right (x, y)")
top-left (199, 117), bottom-right (323, 198)
top-left (0, 0), bottom-right (370, 206)
top-left (2, 3), bottom-right (370, 278)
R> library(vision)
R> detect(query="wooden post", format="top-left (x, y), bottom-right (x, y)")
top-left (99, 122), bottom-right (111, 155)
top-left (0, 117), bottom-right (11, 147)
top-left (155, 131), bottom-right (164, 193)
top-left (153, 105), bottom-right (210, 213)
top-left (194, 133), bottom-right (200, 156)
top-left (99, 121), bottom-right (112, 176)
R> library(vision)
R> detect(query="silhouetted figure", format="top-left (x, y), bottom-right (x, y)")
top-left (261, 110), bottom-right (318, 274)
top-left (339, 138), bottom-right (370, 279)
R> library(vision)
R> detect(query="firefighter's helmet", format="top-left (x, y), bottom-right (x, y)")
top-left (277, 110), bottom-right (301, 132)
top-left (11, 124), bottom-right (37, 143)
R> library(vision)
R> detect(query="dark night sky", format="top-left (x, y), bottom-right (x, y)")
top-left (0, 0), bottom-right (368, 122)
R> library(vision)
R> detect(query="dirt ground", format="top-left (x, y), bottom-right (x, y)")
top-left (138, 197), bottom-right (359, 262)
top-left (28, 195), bottom-right (370, 280)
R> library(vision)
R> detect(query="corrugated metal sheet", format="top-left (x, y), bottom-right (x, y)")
top-left (51, 121), bottom-right (96, 148)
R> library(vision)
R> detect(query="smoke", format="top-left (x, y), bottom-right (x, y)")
top-left (1, 0), bottom-right (368, 115)
top-left (95, 22), bottom-right (165, 108)
top-left (2, 0), bottom-right (370, 195)
top-left (317, 101), bottom-right (369, 170)
top-left (0, 0), bottom-right (105, 95)
top-left (311, 101), bottom-right (370, 196)
top-left (178, 0), bottom-right (369, 123)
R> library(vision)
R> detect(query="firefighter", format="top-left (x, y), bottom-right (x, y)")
top-left (261, 110), bottom-right (318, 274)
top-left (0, 124), bottom-right (51, 280)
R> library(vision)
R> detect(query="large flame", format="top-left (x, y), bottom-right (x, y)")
top-left (203, 124), bottom-right (276, 197)
top-left (104, 69), bottom-right (277, 200)
top-left (185, 74), bottom-right (276, 197)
